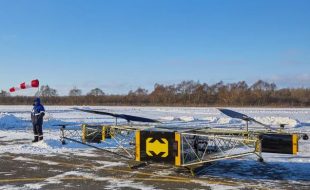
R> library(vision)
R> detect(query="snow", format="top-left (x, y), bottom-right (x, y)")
top-left (13, 156), bottom-right (34, 162)
top-left (0, 106), bottom-right (309, 157)
top-left (254, 116), bottom-right (300, 127)
top-left (1, 106), bottom-right (308, 128)
top-left (0, 185), bottom-right (22, 190)
top-left (104, 178), bottom-right (157, 190)
top-left (159, 116), bottom-right (176, 121)
top-left (201, 116), bottom-right (218, 123)
top-left (217, 117), bottom-right (244, 125)
top-left (13, 156), bottom-right (59, 166)
top-left (0, 130), bottom-right (99, 156)
top-left (193, 180), bottom-right (241, 190)
top-left (96, 161), bottom-right (126, 168)
top-left (0, 106), bottom-right (310, 189)
top-left (20, 171), bottom-right (157, 190)
top-left (0, 113), bottom-right (29, 129)
top-left (23, 183), bottom-right (45, 190)
top-left (179, 116), bottom-right (196, 122)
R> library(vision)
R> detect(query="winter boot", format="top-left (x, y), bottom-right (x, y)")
top-left (39, 136), bottom-right (43, 141)
top-left (32, 136), bottom-right (39, 143)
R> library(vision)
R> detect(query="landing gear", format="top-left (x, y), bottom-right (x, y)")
top-left (61, 139), bottom-right (66, 145)
top-left (128, 161), bottom-right (148, 169)
top-left (185, 167), bottom-right (196, 176)
top-left (258, 157), bottom-right (264, 162)
top-left (185, 165), bottom-right (210, 176)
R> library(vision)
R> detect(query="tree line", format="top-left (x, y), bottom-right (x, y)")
top-left (0, 80), bottom-right (309, 107)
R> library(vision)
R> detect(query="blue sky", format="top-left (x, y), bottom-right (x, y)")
top-left (0, 0), bottom-right (309, 95)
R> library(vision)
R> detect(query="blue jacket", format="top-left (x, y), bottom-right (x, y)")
top-left (31, 98), bottom-right (45, 126)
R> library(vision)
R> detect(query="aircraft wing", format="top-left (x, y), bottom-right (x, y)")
top-left (73, 108), bottom-right (160, 123)
top-left (218, 108), bottom-right (273, 130)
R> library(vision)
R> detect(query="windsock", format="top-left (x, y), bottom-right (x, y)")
top-left (9, 79), bottom-right (40, 93)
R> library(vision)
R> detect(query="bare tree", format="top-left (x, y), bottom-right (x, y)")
top-left (0, 80), bottom-right (308, 107)
top-left (87, 88), bottom-right (105, 96)
top-left (69, 87), bottom-right (82, 96)
top-left (35, 85), bottom-right (58, 97)
top-left (251, 80), bottom-right (277, 91)
top-left (0, 90), bottom-right (10, 97)
top-left (128, 88), bottom-right (148, 96)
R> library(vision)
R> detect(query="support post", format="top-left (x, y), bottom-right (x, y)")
top-left (60, 125), bottom-right (66, 145)
top-left (255, 138), bottom-right (264, 162)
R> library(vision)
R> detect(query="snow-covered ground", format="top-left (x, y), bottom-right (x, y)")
top-left (0, 106), bottom-right (310, 189)
top-left (0, 106), bottom-right (309, 154)
top-left (1, 105), bottom-right (310, 128)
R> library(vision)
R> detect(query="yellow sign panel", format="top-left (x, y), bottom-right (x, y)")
top-left (146, 138), bottom-right (169, 157)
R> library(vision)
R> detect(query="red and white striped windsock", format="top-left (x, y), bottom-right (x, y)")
top-left (9, 79), bottom-right (40, 93)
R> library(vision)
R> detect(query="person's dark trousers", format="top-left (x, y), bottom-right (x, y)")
top-left (33, 124), bottom-right (43, 142)
top-left (33, 124), bottom-right (38, 142)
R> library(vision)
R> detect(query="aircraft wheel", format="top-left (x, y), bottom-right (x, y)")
top-left (258, 157), bottom-right (264, 162)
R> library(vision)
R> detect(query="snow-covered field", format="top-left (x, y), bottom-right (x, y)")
top-left (0, 106), bottom-right (310, 190)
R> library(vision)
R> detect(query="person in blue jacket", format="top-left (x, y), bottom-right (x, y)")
top-left (31, 97), bottom-right (45, 142)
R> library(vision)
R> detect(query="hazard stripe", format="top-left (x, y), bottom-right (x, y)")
top-left (175, 132), bottom-right (181, 166)
top-left (292, 134), bottom-right (298, 155)
top-left (135, 131), bottom-right (141, 161)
